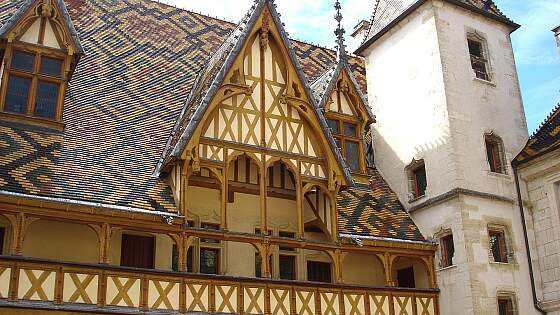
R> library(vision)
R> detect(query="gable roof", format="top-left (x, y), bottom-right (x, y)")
top-left (514, 104), bottom-right (560, 166)
top-left (0, 0), bottom-right (426, 242)
top-left (355, 0), bottom-right (518, 54)
top-left (158, 0), bottom-right (354, 185)
top-left (0, 0), bottom-right (84, 54)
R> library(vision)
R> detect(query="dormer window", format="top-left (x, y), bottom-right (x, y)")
top-left (327, 118), bottom-right (362, 172)
top-left (1, 48), bottom-right (65, 123)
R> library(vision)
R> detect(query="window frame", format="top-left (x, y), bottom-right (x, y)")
top-left (488, 227), bottom-right (510, 264)
top-left (407, 160), bottom-right (427, 201)
top-left (485, 134), bottom-right (507, 175)
top-left (326, 115), bottom-right (365, 174)
top-left (0, 42), bottom-right (68, 129)
top-left (466, 33), bottom-right (491, 82)
top-left (440, 233), bottom-right (455, 268)
top-left (497, 294), bottom-right (517, 315)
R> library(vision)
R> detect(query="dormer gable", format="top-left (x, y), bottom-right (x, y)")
top-left (0, 0), bottom-right (83, 130)
top-left (159, 0), bottom-right (354, 191)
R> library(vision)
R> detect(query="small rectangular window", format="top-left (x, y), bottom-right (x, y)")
top-left (40, 56), bottom-right (63, 77)
top-left (200, 248), bottom-right (219, 274)
top-left (498, 297), bottom-right (515, 315)
top-left (468, 38), bottom-right (489, 81)
top-left (34, 81), bottom-right (59, 119)
top-left (489, 230), bottom-right (508, 263)
top-left (11, 51), bottom-right (35, 72)
top-left (345, 141), bottom-right (360, 172)
top-left (441, 234), bottom-right (455, 268)
top-left (279, 255), bottom-right (296, 280)
top-left (5, 75), bottom-right (31, 114)
top-left (307, 261), bottom-right (331, 283)
top-left (412, 164), bottom-right (427, 198)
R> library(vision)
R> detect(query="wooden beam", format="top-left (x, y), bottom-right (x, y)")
top-left (296, 169), bottom-right (304, 239)
top-left (259, 155), bottom-right (267, 235)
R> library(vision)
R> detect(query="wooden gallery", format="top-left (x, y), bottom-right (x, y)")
top-left (0, 0), bottom-right (439, 314)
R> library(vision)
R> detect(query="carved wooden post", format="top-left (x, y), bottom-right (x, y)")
top-left (180, 159), bottom-right (191, 218)
top-left (256, 242), bottom-right (271, 278)
top-left (327, 249), bottom-right (344, 284)
top-left (260, 156), bottom-right (268, 234)
top-left (98, 223), bottom-right (112, 264)
top-left (221, 153), bottom-right (229, 230)
top-left (6, 212), bottom-right (37, 256)
top-left (295, 167), bottom-right (304, 239)
top-left (380, 252), bottom-right (396, 287)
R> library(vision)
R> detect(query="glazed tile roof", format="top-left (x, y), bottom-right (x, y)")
top-left (0, 0), bottom-right (424, 242)
top-left (514, 104), bottom-right (560, 165)
top-left (356, 0), bottom-right (517, 53)
top-left (338, 167), bottom-right (424, 241)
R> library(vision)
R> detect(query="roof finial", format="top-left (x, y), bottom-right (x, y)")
top-left (334, 0), bottom-right (347, 62)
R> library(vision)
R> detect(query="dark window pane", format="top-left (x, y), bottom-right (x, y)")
top-left (200, 248), bottom-right (219, 274)
top-left (468, 39), bottom-right (483, 58)
top-left (0, 227), bottom-right (4, 255)
top-left (490, 231), bottom-right (508, 263)
top-left (442, 235), bottom-right (455, 267)
top-left (397, 267), bottom-right (416, 288)
top-left (307, 261), bottom-right (331, 283)
top-left (40, 56), bottom-right (63, 77)
top-left (413, 165), bottom-right (427, 197)
top-left (327, 119), bottom-right (339, 134)
top-left (255, 253), bottom-right (262, 277)
top-left (343, 122), bottom-right (357, 137)
top-left (34, 81), bottom-right (59, 119)
top-left (11, 51), bottom-right (34, 72)
top-left (498, 298), bottom-right (514, 315)
top-left (5, 75), bottom-right (30, 114)
top-left (345, 141), bottom-right (360, 172)
top-left (279, 255), bottom-right (296, 280)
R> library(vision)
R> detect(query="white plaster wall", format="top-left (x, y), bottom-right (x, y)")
top-left (362, 1), bottom-right (456, 205)
top-left (519, 151), bottom-right (560, 313)
top-left (433, 0), bottom-right (528, 198)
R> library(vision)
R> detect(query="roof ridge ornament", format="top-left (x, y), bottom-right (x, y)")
top-left (334, 0), bottom-right (347, 63)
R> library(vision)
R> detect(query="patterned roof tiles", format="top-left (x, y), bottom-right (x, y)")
top-left (514, 104), bottom-right (560, 165)
top-left (0, 0), bottom-right (424, 242)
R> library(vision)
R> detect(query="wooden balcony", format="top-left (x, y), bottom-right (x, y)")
top-left (0, 256), bottom-right (439, 315)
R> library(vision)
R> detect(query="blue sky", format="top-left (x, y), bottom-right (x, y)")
top-left (168, 0), bottom-right (560, 133)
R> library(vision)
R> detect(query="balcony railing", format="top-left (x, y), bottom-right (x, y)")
top-left (0, 256), bottom-right (439, 315)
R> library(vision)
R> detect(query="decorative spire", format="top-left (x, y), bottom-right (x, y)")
top-left (334, 0), bottom-right (347, 62)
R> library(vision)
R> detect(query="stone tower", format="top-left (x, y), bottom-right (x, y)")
top-left (355, 0), bottom-right (540, 314)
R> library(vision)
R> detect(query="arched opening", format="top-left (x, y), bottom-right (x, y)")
top-left (23, 219), bottom-right (98, 264)
top-left (265, 159), bottom-right (298, 235)
top-left (187, 166), bottom-right (222, 228)
top-left (303, 184), bottom-right (334, 241)
top-left (226, 153), bottom-right (262, 233)
top-left (342, 253), bottom-right (385, 286)
top-left (392, 256), bottom-right (430, 289)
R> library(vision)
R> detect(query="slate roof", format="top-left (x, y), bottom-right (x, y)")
top-left (356, 0), bottom-right (518, 54)
top-left (0, 0), bottom-right (424, 242)
top-left (514, 104), bottom-right (560, 165)
top-left (338, 167), bottom-right (424, 241)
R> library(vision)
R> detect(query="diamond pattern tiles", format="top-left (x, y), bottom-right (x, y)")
top-left (514, 104), bottom-right (560, 165)
top-left (338, 167), bottom-right (425, 241)
top-left (0, 0), bottom-right (421, 242)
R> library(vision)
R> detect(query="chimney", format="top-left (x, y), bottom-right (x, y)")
top-left (348, 20), bottom-right (370, 53)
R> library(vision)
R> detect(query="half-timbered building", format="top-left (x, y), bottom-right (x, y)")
top-left (0, 0), bottom-right (439, 314)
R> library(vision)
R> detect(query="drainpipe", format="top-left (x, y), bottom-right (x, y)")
top-left (513, 166), bottom-right (546, 315)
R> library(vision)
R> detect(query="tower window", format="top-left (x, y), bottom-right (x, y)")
top-left (441, 234), bottom-right (455, 268)
top-left (497, 295), bottom-right (516, 315)
top-left (485, 134), bottom-right (507, 174)
top-left (489, 228), bottom-right (509, 263)
top-left (1, 49), bottom-right (66, 123)
top-left (467, 36), bottom-right (490, 81)
top-left (407, 160), bottom-right (427, 200)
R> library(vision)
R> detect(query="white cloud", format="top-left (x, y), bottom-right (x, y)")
top-left (161, 0), bottom-right (372, 51)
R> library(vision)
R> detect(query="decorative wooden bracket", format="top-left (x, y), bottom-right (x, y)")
top-left (88, 223), bottom-right (113, 264)
top-left (5, 213), bottom-right (39, 256)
